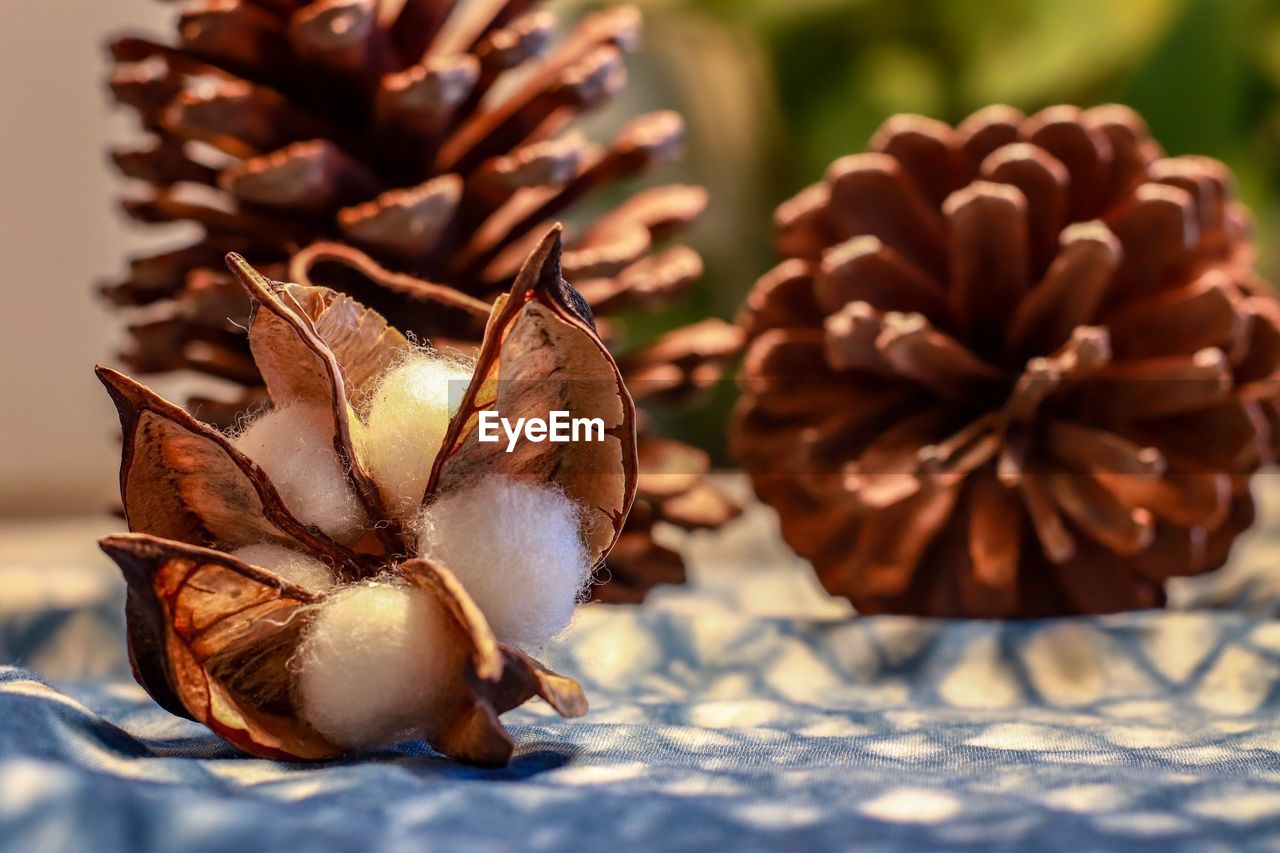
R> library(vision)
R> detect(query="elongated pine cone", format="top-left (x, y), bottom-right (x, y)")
top-left (103, 0), bottom-right (741, 603)
top-left (734, 104), bottom-right (1280, 617)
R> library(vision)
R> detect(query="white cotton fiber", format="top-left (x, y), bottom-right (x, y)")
top-left (298, 582), bottom-right (452, 749)
top-left (417, 478), bottom-right (590, 647)
top-left (360, 352), bottom-right (475, 521)
top-left (230, 543), bottom-right (333, 592)
top-left (232, 404), bottom-right (366, 543)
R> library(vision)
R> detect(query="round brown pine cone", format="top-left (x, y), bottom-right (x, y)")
top-left (103, 0), bottom-right (741, 601)
top-left (733, 104), bottom-right (1280, 617)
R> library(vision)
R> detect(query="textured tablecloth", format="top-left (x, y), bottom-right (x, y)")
top-left (5, 479), bottom-right (1280, 851)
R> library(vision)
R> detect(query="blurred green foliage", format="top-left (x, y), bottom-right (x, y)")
top-left (564, 0), bottom-right (1280, 458)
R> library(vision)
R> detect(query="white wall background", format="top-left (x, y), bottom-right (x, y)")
top-left (0, 1), bottom-right (172, 515)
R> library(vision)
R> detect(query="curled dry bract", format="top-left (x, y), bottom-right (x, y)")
top-left (98, 227), bottom-right (633, 764)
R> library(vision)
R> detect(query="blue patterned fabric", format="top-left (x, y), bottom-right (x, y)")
top-left (4, 498), bottom-right (1280, 851)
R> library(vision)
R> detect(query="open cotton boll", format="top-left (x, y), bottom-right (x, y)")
top-left (232, 404), bottom-right (366, 543)
top-left (361, 353), bottom-right (474, 520)
top-left (230, 543), bottom-right (334, 593)
top-left (298, 582), bottom-right (453, 749)
top-left (417, 478), bottom-right (590, 647)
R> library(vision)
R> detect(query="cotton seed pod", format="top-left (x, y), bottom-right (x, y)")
top-left (99, 226), bottom-right (637, 764)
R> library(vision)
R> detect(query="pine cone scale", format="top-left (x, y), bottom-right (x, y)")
top-left (825, 154), bottom-right (948, 277)
top-left (1008, 224), bottom-right (1121, 356)
top-left (945, 181), bottom-right (1031, 347)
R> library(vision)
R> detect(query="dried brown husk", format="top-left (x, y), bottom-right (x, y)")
top-left (99, 226), bottom-right (631, 764)
top-left (287, 239), bottom-right (742, 601)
